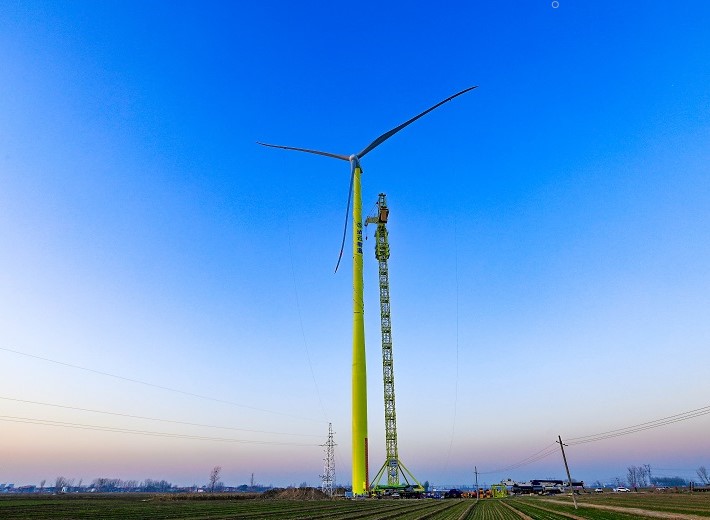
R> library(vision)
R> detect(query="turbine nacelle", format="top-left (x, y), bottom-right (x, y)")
top-left (349, 155), bottom-right (361, 171)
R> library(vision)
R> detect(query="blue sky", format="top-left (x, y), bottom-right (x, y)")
top-left (1, 0), bottom-right (709, 487)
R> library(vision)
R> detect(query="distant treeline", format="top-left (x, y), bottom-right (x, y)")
top-left (0, 478), bottom-right (273, 494)
top-left (88, 478), bottom-right (175, 492)
top-left (652, 477), bottom-right (692, 487)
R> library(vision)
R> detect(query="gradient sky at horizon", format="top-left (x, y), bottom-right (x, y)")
top-left (1, 0), bottom-right (710, 488)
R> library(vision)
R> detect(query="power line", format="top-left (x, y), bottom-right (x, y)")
top-left (479, 443), bottom-right (559, 475)
top-left (653, 467), bottom-right (700, 472)
top-left (478, 403), bottom-right (710, 475)
top-left (0, 346), bottom-right (322, 423)
top-left (0, 415), bottom-right (320, 446)
top-left (567, 405), bottom-right (710, 445)
top-left (0, 396), bottom-right (321, 438)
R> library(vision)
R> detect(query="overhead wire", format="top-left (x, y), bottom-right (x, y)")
top-left (0, 396), bottom-right (321, 438)
top-left (0, 415), bottom-right (320, 446)
top-left (478, 403), bottom-right (710, 476)
top-left (0, 346), bottom-right (323, 423)
top-left (567, 404), bottom-right (710, 446)
top-left (479, 443), bottom-right (559, 475)
top-left (653, 467), bottom-right (701, 472)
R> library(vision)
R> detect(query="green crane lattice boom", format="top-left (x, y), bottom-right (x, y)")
top-left (366, 194), bottom-right (422, 493)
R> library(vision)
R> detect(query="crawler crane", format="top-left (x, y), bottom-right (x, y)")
top-left (366, 194), bottom-right (423, 495)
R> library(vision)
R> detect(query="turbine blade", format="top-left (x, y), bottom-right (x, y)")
top-left (357, 86), bottom-right (478, 159)
top-left (334, 163), bottom-right (356, 273)
top-left (257, 142), bottom-right (350, 161)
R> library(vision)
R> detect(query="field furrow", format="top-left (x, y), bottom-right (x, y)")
top-left (2, 494), bottom-right (710, 519)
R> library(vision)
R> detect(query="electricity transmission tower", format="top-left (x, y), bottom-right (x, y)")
top-left (367, 194), bottom-right (422, 493)
top-left (320, 423), bottom-right (336, 496)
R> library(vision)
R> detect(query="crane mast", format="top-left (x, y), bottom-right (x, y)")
top-left (367, 193), bottom-right (422, 493)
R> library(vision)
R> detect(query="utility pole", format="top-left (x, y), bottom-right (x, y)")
top-left (557, 435), bottom-right (577, 510)
top-left (474, 466), bottom-right (479, 503)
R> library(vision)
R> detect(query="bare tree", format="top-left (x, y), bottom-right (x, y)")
top-left (140, 479), bottom-right (173, 492)
top-left (91, 478), bottom-right (103, 492)
top-left (209, 466), bottom-right (222, 493)
top-left (39, 479), bottom-right (46, 493)
top-left (627, 466), bottom-right (640, 489)
top-left (698, 467), bottom-right (710, 485)
top-left (55, 476), bottom-right (67, 492)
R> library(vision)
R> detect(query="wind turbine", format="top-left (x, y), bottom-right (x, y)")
top-left (258, 86), bottom-right (477, 495)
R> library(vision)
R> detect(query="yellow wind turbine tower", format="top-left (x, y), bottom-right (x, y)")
top-left (258, 86), bottom-right (476, 495)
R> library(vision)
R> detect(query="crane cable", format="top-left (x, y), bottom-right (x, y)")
top-left (286, 212), bottom-right (328, 421)
top-left (444, 209), bottom-right (461, 470)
